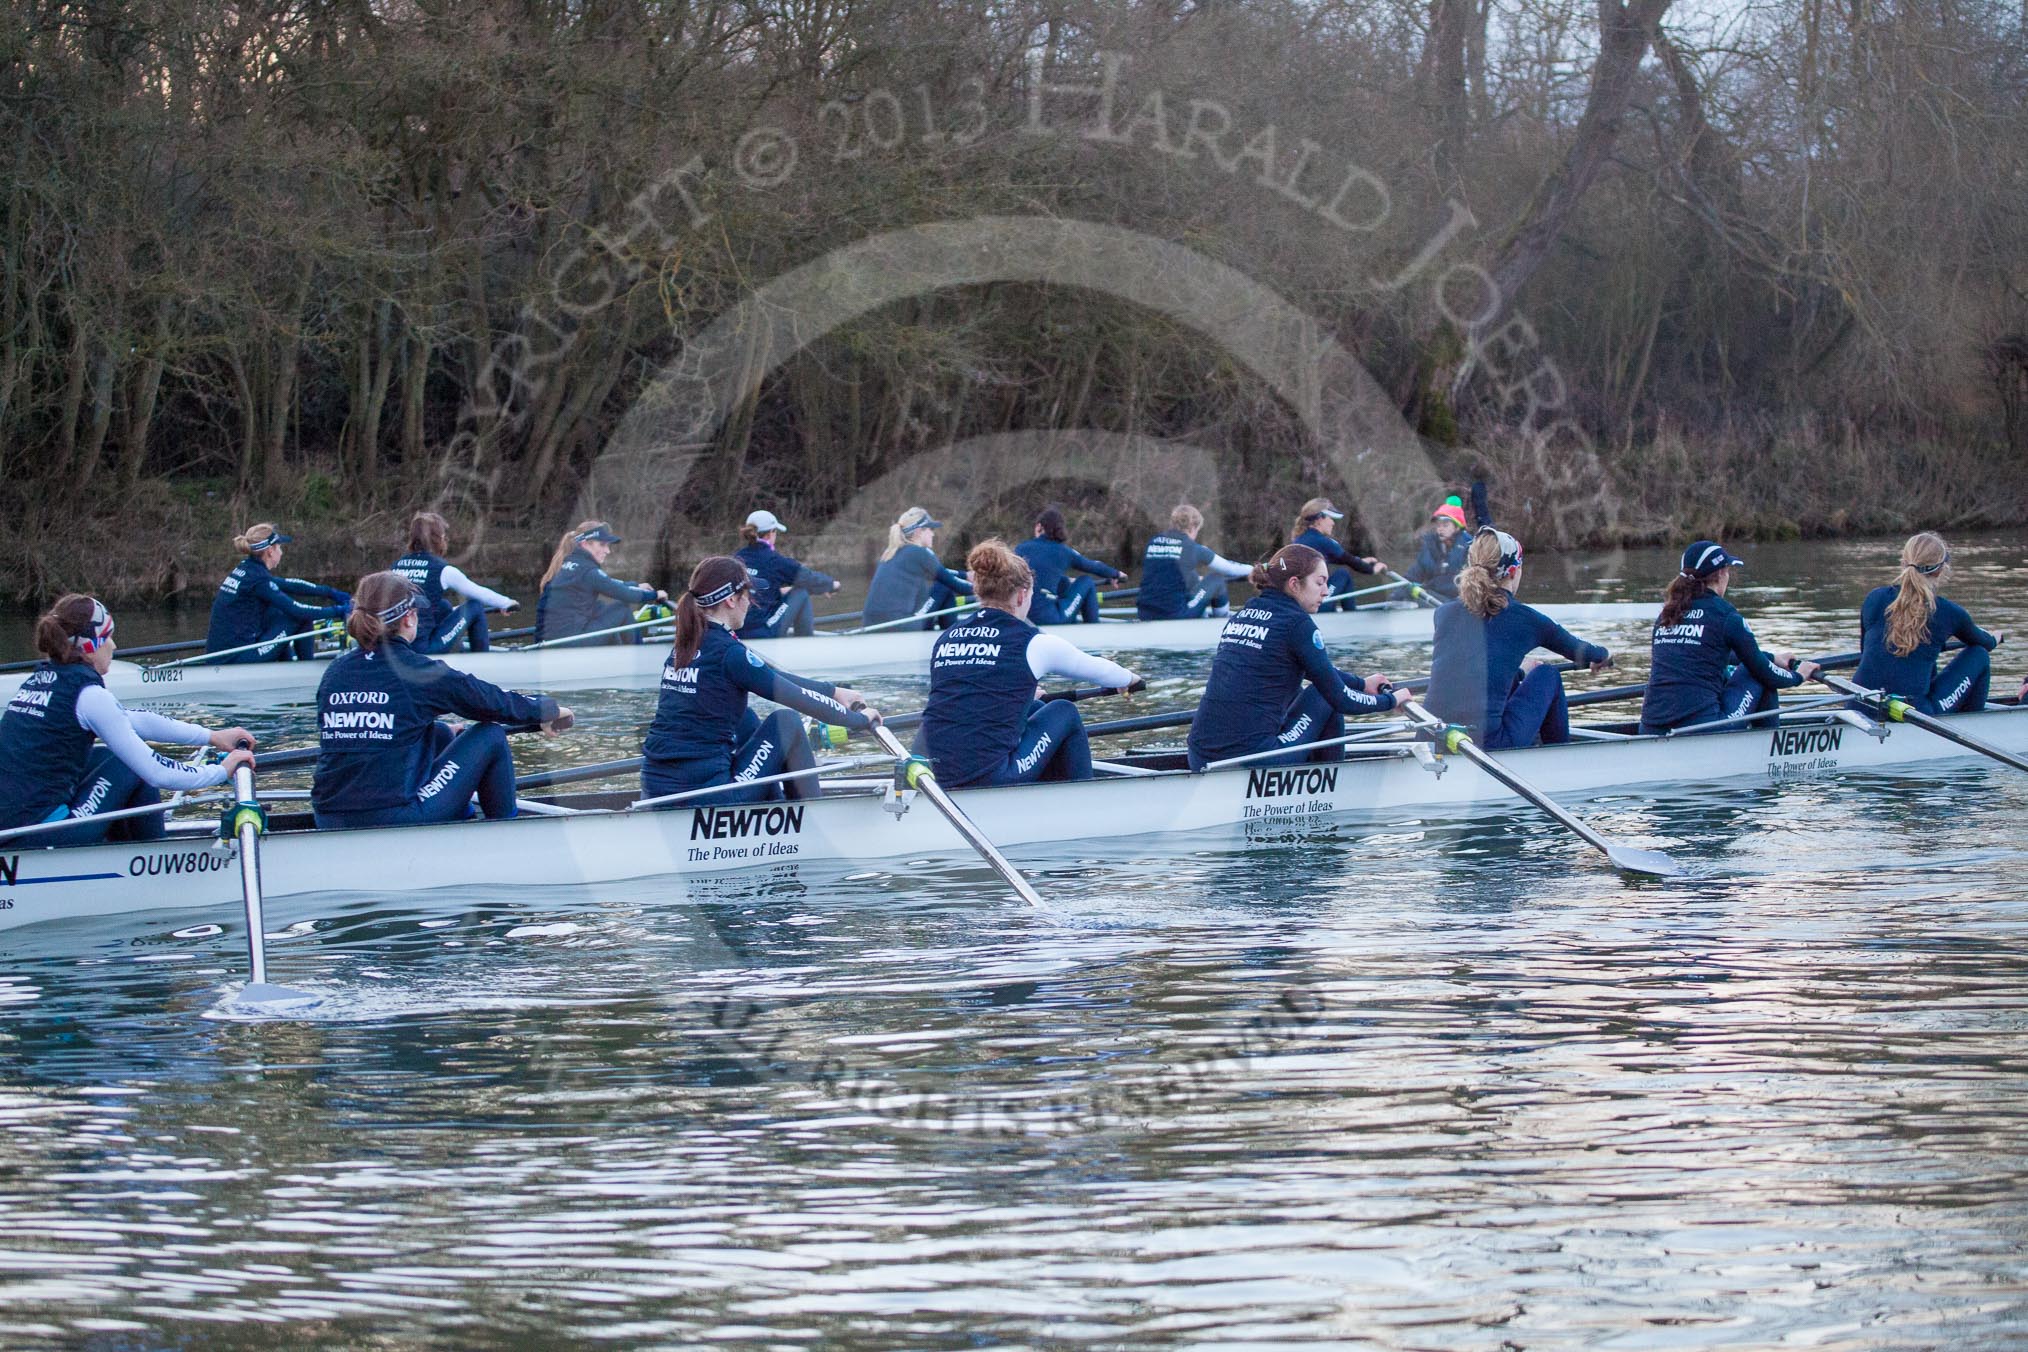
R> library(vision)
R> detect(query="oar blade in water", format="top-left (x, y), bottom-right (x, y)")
top-left (1604, 842), bottom-right (1685, 879)
top-left (215, 981), bottom-right (324, 1019)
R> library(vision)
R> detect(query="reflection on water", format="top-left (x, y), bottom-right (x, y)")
top-left (3, 533), bottom-right (2028, 1347)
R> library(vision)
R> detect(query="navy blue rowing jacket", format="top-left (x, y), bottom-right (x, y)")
top-left (206, 556), bottom-right (347, 651)
top-left (1403, 531), bottom-right (1470, 600)
top-left (536, 547), bottom-right (657, 640)
top-left (0, 662), bottom-right (102, 827)
top-left (1138, 531), bottom-right (1215, 619)
top-left (1015, 538), bottom-right (1122, 597)
top-left (1424, 599), bottom-right (1608, 737)
top-left (1641, 591), bottom-right (1803, 729)
top-left (1292, 529), bottom-right (1380, 575)
top-left (920, 609), bottom-right (1044, 787)
top-left (1187, 589), bottom-right (1387, 765)
top-left (312, 640), bottom-right (557, 815)
top-left (644, 624), bottom-right (869, 769)
top-left (1856, 585), bottom-right (1998, 699)
top-left (734, 542), bottom-right (837, 639)
top-left (863, 544), bottom-right (971, 627)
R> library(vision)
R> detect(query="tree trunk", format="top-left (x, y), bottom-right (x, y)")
top-left (76, 339), bottom-right (119, 489)
top-left (1456, 0), bottom-right (1674, 390)
top-left (116, 296), bottom-right (172, 492)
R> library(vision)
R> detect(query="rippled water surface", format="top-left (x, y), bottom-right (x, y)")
top-left (5, 534), bottom-right (2028, 1348)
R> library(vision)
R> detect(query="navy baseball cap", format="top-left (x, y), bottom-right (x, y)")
top-left (575, 524), bottom-right (623, 544)
top-left (1680, 540), bottom-right (1745, 578)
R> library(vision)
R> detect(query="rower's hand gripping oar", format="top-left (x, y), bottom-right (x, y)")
top-left (1817, 672), bottom-right (2028, 774)
top-left (862, 715), bottom-right (1045, 907)
top-left (1401, 700), bottom-right (1683, 878)
top-left (221, 740), bottom-right (321, 1015)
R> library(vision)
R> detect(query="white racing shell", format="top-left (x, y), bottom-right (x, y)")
top-left (3, 702), bottom-right (2021, 933)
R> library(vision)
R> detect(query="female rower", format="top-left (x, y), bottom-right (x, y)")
top-left (1290, 498), bottom-right (1387, 611)
top-left (0, 596), bottom-right (255, 846)
top-left (1855, 532), bottom-right (2004, 715)
top-left (1423, 528), bottom-right (1613, 748)
top-left (1186, 544), bottom-right (1403, 771)
top-left (735, 509), bottom-right (841, 640)
top-left (1402, 497), bottom-right (1472, 602)
top-left (392, 511), bottom-right (518, 654)
top-left (1014, 505), bottom-right (1126, 625)
top-left (535, 521), bottom-right (667, 644)
top-left (312, 573), bottom-right (573, 830)
top-left (1137, 504), bottom-right (1252, 621)
top-left (642, 557), bottom-right (878, 805)
top-left (205, 523), bottom-right (351, 662)
top-left (862, 507), bottom-right (972, 629)
top-left (1640, 540), bottom-right (1816, 735)
top-left (919, 540), bottom-right (1142, 787)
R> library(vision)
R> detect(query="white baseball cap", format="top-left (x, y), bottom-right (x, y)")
top-left (746, 509), bottom-right (788, 533)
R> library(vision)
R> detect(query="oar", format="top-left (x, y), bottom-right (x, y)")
top-left (1319, 578), bottom-right (1413, 608)
top-left (1385, 569), bottom-right (1439, 608)
top-left (867, 721), bottom-right (1044, 906)
top-left (0, 636), bottom-right (213, 672)
top-left (516, 613), bottom-right (672, 649)
top-left (1401, 699), bottom-right (1682, 877)
top-left (628, 756), bottom-right (890, 810)
top-left (151, 627), bottom-right (344, 668)
top-left (1818, 672), bottom-right (2028, 774)
top-left (223, 746), bottom-right (320, 1014)
top-left (842, 600), bottom-right (982, 635)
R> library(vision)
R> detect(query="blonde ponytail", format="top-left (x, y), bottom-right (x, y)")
top-left (1885, 531), bottom-right (1949, 657)
top-left (1456, 530), bottom-right (1513, 619)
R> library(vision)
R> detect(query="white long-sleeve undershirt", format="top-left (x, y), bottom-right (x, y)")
top-left (1205, 552), bottom-right (1253, 580)
top-left (75, 685), bottom-right (231, 793)
top-left (440, 564), bottom-right (517, 611)
top-left (1026, 634), bottom-right (1136, 688)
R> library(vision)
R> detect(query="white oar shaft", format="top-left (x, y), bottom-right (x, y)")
top-left (1404, 700), bottom-right (1679, 877)
top-left (1821, 674), bottom-right (2028, 774)
top-left (1319, 579), bottom-right (1411, 606)
top-left (520, 614), bottom-right (671, 650)
top-left (1202, 723), bottom-right (1416, 771)
top-left (158, 627), bottom-right (341, 667)
top-left (629, 756), bottom-right (887, 810)
top-left (869, 724), bottom-right (1043, 907)
top-left (230, 763), bottom-right (269, 986)
top-left (0, 790), bottom-right (223, 844)
top-left (847, 601), bottom-right (980, 635)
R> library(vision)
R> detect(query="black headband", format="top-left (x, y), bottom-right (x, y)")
top-left (693, 577), bottom-right (747, 608)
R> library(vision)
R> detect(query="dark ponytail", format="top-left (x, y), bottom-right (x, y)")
top-left (1655, 573), bottom-right (1713, 629)
top-left (1035, 505), bottom-right (1068, 543)
top-left (1251, 543), bottom-right (1324, 594)
top-left (672, 556), bottom-right (751, 670)
top-left (347, 571), bottom-right (416, 650)
top-left (34, 594), bottom-right (102, 664)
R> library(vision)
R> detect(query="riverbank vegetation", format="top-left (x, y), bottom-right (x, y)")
top-left (3, 0), bottom-right (2025, 599)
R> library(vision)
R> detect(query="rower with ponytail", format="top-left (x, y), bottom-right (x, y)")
top-left (1640, 540), bottom-right (1816, 734)
top-left (1856, 533), bottom-right (2004, 715)
top-left (0, 596), bottom-right (255, 846)
top-left (1424, 527), bottom-right (1614, 748)
top-left (535, 521), bottom-right (667, 644)
top-left (391, 511), bottom-right (518, 653)
top-left (642, 556), bottom-right (878, 806)
top-left (1186, 543), bottom-right (1404, 771)
top-left (312, 572), bottom-right (573, 829)
top-left (205, 522), bottom-right (351, 663)
top-left (862, 507), bottom-right (973, 629)
top-left (919, 540), bottom-right (1144, 787)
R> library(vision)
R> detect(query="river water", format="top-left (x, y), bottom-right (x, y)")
top-left (3, 533), bottom-right (2027, 1348)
